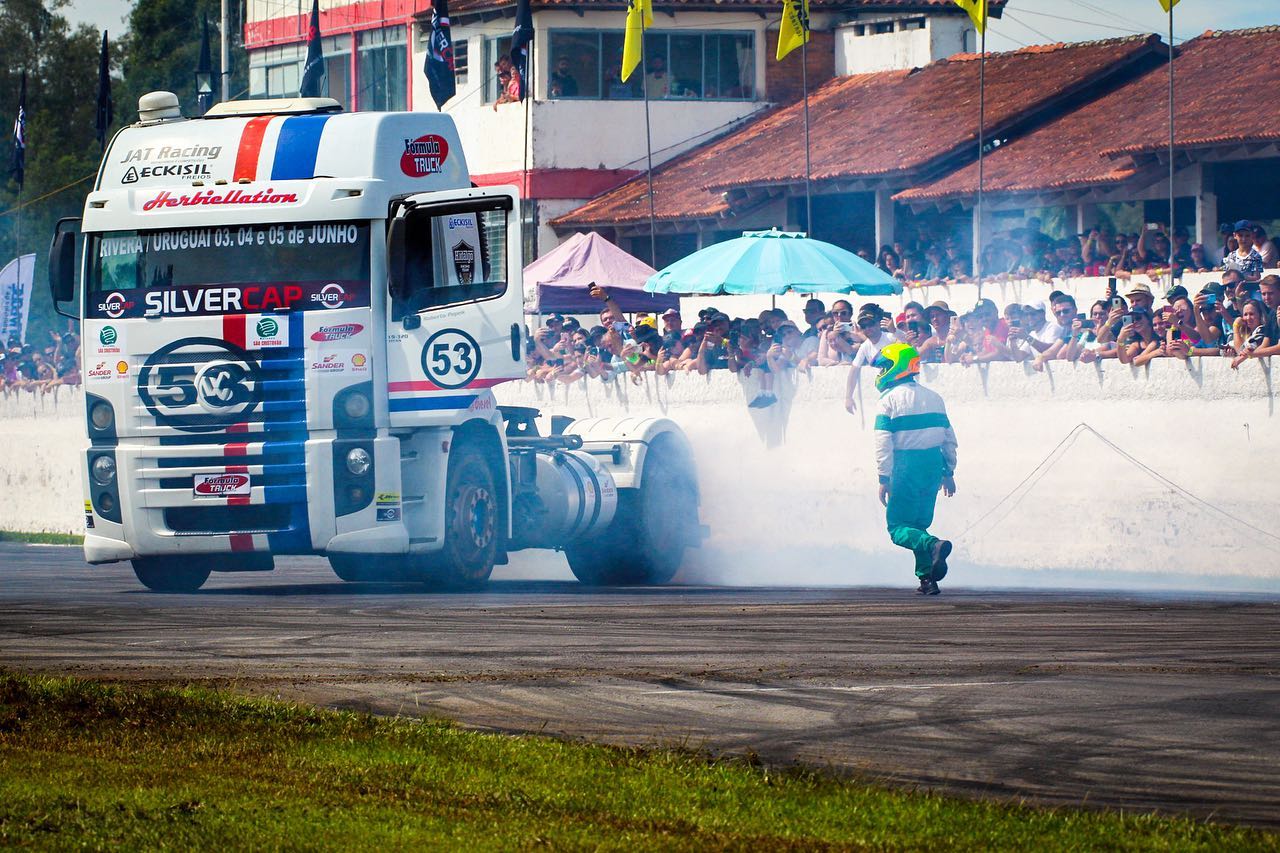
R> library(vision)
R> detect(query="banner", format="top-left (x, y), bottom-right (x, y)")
top-left (0, 254), bottom-right (36, 345)
top-left (776, 0), bottom-right (810, 61)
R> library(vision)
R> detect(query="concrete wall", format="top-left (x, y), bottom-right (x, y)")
top-left (836, 16), bottom-right (970, 75)
top-left (4, 361), bottom-right (1278, 593)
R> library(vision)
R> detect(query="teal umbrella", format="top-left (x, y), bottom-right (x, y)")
top-left (645, 229), bottom-right (901, 296)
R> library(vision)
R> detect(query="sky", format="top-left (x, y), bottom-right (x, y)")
top-left (65, 0), bottom-right (1265, 49)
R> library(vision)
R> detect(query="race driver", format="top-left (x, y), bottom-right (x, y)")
top-left (871, 342), bottom-right (957, 595)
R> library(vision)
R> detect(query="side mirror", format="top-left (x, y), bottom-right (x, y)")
top-left (48, 218), bottom-right (81, 320)
top-left (387, 216), bottom-right (407, 303)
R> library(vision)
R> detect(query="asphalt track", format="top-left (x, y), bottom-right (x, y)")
top-left (1, 542), bottom-right (1277, 827)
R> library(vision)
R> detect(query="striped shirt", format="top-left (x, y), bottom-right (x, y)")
top-left (874, 381), bottom-right (959, 481)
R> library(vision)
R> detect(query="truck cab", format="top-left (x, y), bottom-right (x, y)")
top-left (53, 93), bottom-right (700, 591)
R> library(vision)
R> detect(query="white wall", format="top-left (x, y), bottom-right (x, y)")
top-left (836, 16), bottom-right (970, 75)
top-left (5, 361), bottom-right (1278, 593)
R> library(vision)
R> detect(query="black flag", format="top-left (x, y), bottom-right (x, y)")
top-left (424, 0), bottom-right (456, 110)
top-left (509, 0), bottom-right (533, 102)
top-left (299, 0), bottom-right (325, 98)
top-left (11, 73), bottom-right (25, 191)
top-left (196, 17), bottom-right (215, 115)
top-left (96, 32), bottom-right (114, 147)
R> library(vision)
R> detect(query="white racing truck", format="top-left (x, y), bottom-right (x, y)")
top-left (49, 92), bottom-right (700, 592)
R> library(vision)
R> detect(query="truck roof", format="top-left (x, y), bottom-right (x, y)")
top-left (95, 104), bottom-right (471, 203)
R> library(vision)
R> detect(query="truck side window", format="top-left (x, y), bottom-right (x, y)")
top-left (394, 202), bottom-right (509, 318)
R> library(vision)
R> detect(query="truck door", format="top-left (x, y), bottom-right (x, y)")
top-left (385, 186), bottom-right (525, 424)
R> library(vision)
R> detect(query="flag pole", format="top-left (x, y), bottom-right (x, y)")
top-left (975, 15), bottom-right (986, 293)
top-left (1166, 3), bottom-right (1175, 282)
top-left (640, 31), bottom-right (658, 268)
top-left (801, 34), bottom-right (812, 238)
top-left (220, 0), bottom-right (230, 102)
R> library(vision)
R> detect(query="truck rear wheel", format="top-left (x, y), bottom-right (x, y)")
top-left (427, 442), bottom-right (499, 589)
top-left (566, 433), bottom-right (697, 586)
top-left (131, 557), bottom-right (211, 593)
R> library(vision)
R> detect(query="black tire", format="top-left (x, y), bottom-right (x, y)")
top-left (566, 433), bottom-right (699, 586)
top-left (131, 557), bottom-right (211, 592)
top-left (425, 442), bottom-right (499, 589)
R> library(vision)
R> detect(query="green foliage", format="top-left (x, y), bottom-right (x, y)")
top-left (0, 0), bottom-right (249, 349)
top-left (0, 671), bottom-right (1273, 850)
top-left (0, 0), bottom-right (102, 346)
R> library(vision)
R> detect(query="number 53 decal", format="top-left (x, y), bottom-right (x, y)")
top-left (420, 328), bottom-right (482, 390)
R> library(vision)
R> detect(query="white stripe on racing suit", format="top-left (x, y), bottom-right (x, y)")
top-left (874, 381), bottom-right (959, 483)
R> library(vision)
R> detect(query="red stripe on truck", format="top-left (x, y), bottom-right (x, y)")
top-left (233, 116), bottom-right (275, 182)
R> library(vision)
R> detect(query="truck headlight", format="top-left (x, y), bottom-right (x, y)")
top-left (345, 447), bottom-right (372, 476)
top-left (91, 454), bottom-right (117, 486)
top-left (342, 390), bottom-right (371, 420)
top-left (89, 401), bottom-right (115, 431)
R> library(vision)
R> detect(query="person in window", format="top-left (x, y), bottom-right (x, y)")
top-left (645, 55), bottom-right (671, 98)
top-left (550, 56), bottom-right (578, 97)
top-left (493, 56), bottom-right (522, 109)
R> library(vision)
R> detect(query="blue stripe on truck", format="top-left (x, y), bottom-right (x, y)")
top-left (388, 395), bottom-right (478, 412)
top-left (270, 115), bottom-right (332, 181)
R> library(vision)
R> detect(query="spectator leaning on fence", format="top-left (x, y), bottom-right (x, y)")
top-left (1224, 220), bottom-right (1265, 282)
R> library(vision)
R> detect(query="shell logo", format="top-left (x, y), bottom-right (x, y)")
top-left (351, 353), bottom-right (367, 368)
top-left (116, 361), bottom-right (129, 375)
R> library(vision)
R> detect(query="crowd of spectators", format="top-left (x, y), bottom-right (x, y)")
top-left (871, 218), bottom-right (1278, 285)
top-left (0, 331), bottom-right (81, 395)
top-left (526, 272), bottom-right (1280, 405)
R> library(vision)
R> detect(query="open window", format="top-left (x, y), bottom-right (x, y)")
top-left (391, 196), bottom-right (513, 321)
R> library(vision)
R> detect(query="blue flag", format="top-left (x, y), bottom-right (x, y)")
top-left (424, 0), bottom-right (457, 110)
top-left (11, 73), bottom-right (25, 191)
top-left (299, 0), bottom-right (325, 98)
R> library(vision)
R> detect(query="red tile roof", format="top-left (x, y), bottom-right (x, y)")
top-left (556, 34), bottom-right (1162, 227)
top-left (897, 26), bottom-right (1280, 204)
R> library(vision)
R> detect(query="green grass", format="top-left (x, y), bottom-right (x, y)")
top-left (0, 530), bottom-right (83, 545)
top-left (0, 673), bottom-right (1272, 851)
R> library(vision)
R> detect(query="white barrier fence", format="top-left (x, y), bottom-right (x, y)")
top-left (678, 270), bottom-right (1278, 321)
top-left (2, 359), bottom-right (1277, 592)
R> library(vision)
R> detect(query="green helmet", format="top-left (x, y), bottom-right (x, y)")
top-left (873, 341), bottom-right (921, 393)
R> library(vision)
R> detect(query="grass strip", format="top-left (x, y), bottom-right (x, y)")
top-left (0, 530), bottom-right (83, 545)
top-left (0, 671), bottom-right (1273, 850)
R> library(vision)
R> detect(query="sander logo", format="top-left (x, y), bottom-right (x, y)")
top-left (400, 134), bottom-right (449, 177)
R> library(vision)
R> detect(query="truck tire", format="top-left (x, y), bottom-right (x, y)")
top-left (428, 442), bottom-right (499, 589)
top-left (566, 433), bottom-right (697, 586)
top-left (131, 557), bottom-right (211, 593)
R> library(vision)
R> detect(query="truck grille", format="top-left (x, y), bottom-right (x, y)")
top-left (130, 343), bottom-right (313, 551)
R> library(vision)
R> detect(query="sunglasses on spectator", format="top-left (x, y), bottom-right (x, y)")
top-left (832, 309), bottom-right (852, 318)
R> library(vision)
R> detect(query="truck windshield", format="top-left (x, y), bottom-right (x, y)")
top-left (85, 222), bottom-right (371, 319)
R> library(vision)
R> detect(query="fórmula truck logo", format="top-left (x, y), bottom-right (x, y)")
top-left (401, 134), bottom-right (449, 178)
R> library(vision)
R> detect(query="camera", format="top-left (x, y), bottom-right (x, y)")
top-left (1081, 319), bottom-right (1095, 330)
top-left (1171, 328), bottom-right (1182, 341)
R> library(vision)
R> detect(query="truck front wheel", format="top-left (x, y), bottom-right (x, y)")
top-left (428, 442), bottom-right (499, 589)
top-left (131, 557), bottom-right (211, 592)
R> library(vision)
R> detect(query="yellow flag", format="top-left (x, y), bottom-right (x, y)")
top-left (777, 0), bottom-right (810, 61)
top-left (1158, 0), bottom-right (1180, 10)
top-left (953, 0), bottom-right (986, 34)
top-left (621, 0), bottom-right (652, 82)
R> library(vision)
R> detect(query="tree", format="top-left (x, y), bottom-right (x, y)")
top-left (0, 0), bottom-right (104, 345)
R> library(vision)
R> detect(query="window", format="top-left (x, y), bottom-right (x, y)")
top-left (902, 17), bottom-right (926, 31)
top-left (395, 199), bottom-right (511, 318)
top-left (358, 26), bottom-right (407, 111)
top-left (874, 21), bottom-right (894, 34)
top-left (484, 36), bottom-right (513, 103)
top-left (547, 30), bottom-right (754, 101)
top-left (454, 39), bottom-right (469, 84)
top-left (250, 37), bottom-right (349, 103)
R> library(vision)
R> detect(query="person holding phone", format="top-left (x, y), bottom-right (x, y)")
top-left (872, 342), bottom-right (958, 595)
top-left (1116, 307), bottom-right (1162, 366)
top-left (844, 307), bottom-right (898, 412)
